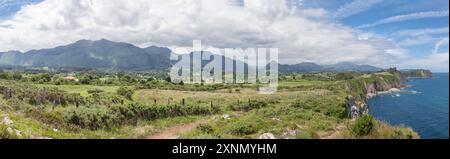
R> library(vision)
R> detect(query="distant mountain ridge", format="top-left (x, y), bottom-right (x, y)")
top-left (0, 39), bottom-right (383, 72)
top-left (0, 39), bottom-right (173, 71)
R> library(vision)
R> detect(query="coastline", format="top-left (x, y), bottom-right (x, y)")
top-left (366, 88), bottom-right (402, 99)
top-left (368, 73), bottom-right (449, 138)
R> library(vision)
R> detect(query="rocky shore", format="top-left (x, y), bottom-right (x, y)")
top-left (345, 68), bottom-right (432, 118)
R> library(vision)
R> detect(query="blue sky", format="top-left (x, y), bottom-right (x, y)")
top-left (0, 0), bottom-right (449, 71)
top-left (0, 0), bottom-right (42, 19)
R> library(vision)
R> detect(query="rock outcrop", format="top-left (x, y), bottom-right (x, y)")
top-left (345, 68), bottom-right (421, 118)
top-left (259, 133), bottom-right (276, 139)
top-left (346, 96), bottom-right (369, 118)
top-left (363, 78), bottom-right (402, 99)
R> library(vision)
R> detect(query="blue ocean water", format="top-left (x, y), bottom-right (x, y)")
top-left (369, 73), bottom-right (449, 139)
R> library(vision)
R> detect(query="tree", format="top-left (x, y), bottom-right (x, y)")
top-left (336, 72), bottom-right (357, 80)
top-left (117, 87), bottom-right (134, 100)
top-left (165, 76), bottom-right (172, 83)
top-left (0, 72), bottom-right (11, 80)
top-left (12, 72), bottom-right (22, 80)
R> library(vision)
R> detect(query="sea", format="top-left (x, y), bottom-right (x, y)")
top-left (369, 73), bottom-right (449, 139)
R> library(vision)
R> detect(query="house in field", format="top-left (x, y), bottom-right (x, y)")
top-left (63, 75), bottom-right (79, 82)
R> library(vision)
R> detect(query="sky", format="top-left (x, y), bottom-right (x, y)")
top-left (0, 0), bottom-right (448, 72)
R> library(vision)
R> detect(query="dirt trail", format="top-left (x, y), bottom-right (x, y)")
top-left (146, 120), bottom-right (208, 139)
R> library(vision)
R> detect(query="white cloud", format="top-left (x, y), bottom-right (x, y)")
top-left (393, 27), bottom-right (449, 37)
top-left (399, 37), bottom-right (449, 72)
top-left (398, 35), bottom-right (437, 46)
top-left (298, 8), bottom-right (328, 18)
top-left (333, 0), bottom-right (382, 19)
top-left (358, 10), bottom-right (449, 28)
top-left (432, 37), bottom-right (449, 54)
top-left (401, 53), bottom-right (449, 72)
top-left (0, 0), bottom-right (445, 71)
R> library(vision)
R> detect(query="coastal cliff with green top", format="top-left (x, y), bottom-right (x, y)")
top-left (1, 68), bottom-right (429, 139)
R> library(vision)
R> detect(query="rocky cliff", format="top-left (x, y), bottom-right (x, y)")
top-left (401, 69), bottom-right (433, 78)
top-left (345, 68), bottom-right (432, 118)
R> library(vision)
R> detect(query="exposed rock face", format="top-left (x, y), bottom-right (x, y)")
top-left (363, 79), bottom-right (402, 99)
top-left (347, 68), bottom-right (408, 118)
top-left (346, 96), bottom-right (368, 118)
top-left (259, 133), bottom-right (276, 139)
top-left (280, 130), bottom-right (298, 139)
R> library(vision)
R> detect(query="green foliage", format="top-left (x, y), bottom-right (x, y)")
top-left (197, 124), bottom-right (214, 134)
top-left (0, 72), bottom-right (10, 80)
top-left (117, 87), bottom-right (134, 100)
top-left (336, 72), bottom-right (359, 80)
top-left (389, 129), bottom-right (415, 139)
top-left (0, 71), bottom-right (23, 80)
top-left (0, 124), bottom-right (22, 139)
top-left (12, 72), bottom-right (22, 80)
top-left (228, 121), bottom-right (258, 135)
top-left (62, 102), bottom-right (220, 130)
top-left (0, 70), bottom-right (420, 139)
top-left (229, 100), bottom-right (268, 112)
top-left (31, 73), bottom-right (52, 83)
top-left (351, 115), bottom-right (374, 136)
top-left (64, 105), bottom-right (123, 130)
top-left (87, 89), bottom-right (104, 94)
top-left (291, 95), bottom-right (347, 118)
top-left (79, 73), bottom-right (97, 84)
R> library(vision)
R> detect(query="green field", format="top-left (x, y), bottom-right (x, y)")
top-left (0, 71), bottom-right (419, 139)
top-left (37, 84), bottom-right (120, 97)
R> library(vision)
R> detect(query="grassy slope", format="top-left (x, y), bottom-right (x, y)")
top-left (0, 72), bottom-right (419, 139)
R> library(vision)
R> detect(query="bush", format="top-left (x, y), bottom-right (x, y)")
top-left (12, 72), bottom-right (22, 80)
top-left (87, 89), bottom-right (104, 94)
top-left (117, 87), bottom-right (134, 100)
top-left (63, 102), bottom-right (221, 130)
top-left (228, 121), bottom-right (258, 135)
top-left (291, 96), bottom-right (347, 118)
top-left (64, 106), bottom-right (124, 130)
top-left (197, 124), bottom-right (214, 134)
top-left (128, 103), bottom-right (221, 120)
top-left (336, 72), bottom-right (358, 80)
top-left (350, 115), bottom-right (374, 136)
top-left (229, 100), bottom-right (268, 112)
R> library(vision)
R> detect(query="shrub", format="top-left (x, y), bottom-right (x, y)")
top-left (87, 89), bottom-right (104, 94)
top-left (63, 102), bottom-right (221, 130)
top-left (117, 87), bottom-right (134, 100)
top-left (350, 115), bottom-right (374, 136)
top-left (128, 103), bottom-right (221, 120)
top-left (12, 72), bottom-right (22, 80)
top-left (229, 100), bottom-right (268, 112)
top-left (228, 121), bottom-right (258, 135)
top-left (64, 106), bottom-right (123, 130)
top-left (197, 124), bottom-right (214, 134)
top-left (291, 96), bottom-right (346, 119)
top-left (336, 72), bottom-right (359, 80)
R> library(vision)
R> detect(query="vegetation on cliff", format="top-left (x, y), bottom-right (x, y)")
top-left (0, 68), bottom-right (425, 139)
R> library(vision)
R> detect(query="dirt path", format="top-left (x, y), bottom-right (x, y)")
top-left (146, 120), bottom-right (208, 139)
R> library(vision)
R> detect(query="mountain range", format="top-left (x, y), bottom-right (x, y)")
top-left (0, 39), bottom-right (382, 73)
